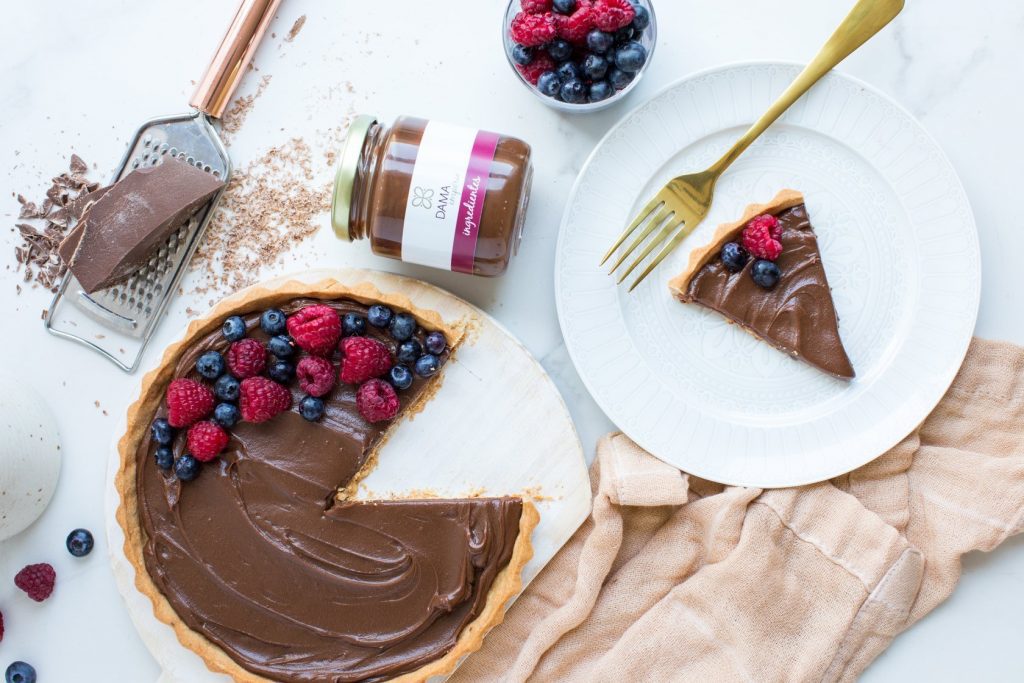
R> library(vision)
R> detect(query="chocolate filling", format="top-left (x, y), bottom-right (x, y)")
top-left (685, 204), bottom-right (855, 380)
top-left (136, 298), bottom-right (523, 682)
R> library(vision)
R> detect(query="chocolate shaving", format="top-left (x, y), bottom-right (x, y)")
top-left (285, 15), bottom-right (306, 42)
top-left (11, 156), bottom-right (103, 292)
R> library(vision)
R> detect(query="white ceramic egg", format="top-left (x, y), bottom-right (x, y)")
top-left (0, 375), bottom-right (62, 541)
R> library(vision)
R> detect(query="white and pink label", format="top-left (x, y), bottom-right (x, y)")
top-left (401, 121), bottom-right (499, 274)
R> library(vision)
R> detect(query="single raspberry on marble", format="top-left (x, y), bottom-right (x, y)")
top-left (296, 356), bottom-right (336, 397)
top-left (339, 337), bottom-right (393, 385)
top-left (14, 563), bottom-right (56, 602)
top-left (510, 11), bottom-right (557, 46)
top-left (742, 214), bottom-right (783, 261)
top-left (166, 378), bottom-right (214, 428)
top-left (227, 338), bottom-right (267, 379)
top-left (239, 377), bottom-right (292, 423)
top-left (555, 0), bottom-right (594, 43)
top-left (287, 305), bottom-right (342, 356)
top-left (517, 53), bottom-right (556, 85)
top-left (591, 0), bottom-right (635, 31)
top-left (356, 379), bottom-right (400, 423)
top-left (521, 0), bottom-right (552, 12)
top-left (186, 421), bottom-right (230, 462)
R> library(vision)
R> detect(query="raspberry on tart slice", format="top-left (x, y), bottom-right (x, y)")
top-left (668, 189), bottom-right (855, 380)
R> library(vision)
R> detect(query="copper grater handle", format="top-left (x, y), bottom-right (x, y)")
top-left (190, 0), bottom-right (282, 119)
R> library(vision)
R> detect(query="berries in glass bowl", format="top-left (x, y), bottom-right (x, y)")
top-left (504, 0), bottom-right (656, 112)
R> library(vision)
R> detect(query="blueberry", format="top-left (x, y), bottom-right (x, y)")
top-left (720, 242), bottom-right (749, 273)
top-left (586, 29), bottom-right (615, 54)
top-left (268, 334), bottom-right (296, 358)
top-left (299, 395), bottom-right (325, 421)
top-left (560, 79), bottom-right (588, 104)
top-left (342, 312), bottom-right (367, 337)
top-left (589, 80), bottom-right (614, 102)
top-left (751, 259), bottom-right (782, 289)
top-left (582, 53), bottom-right (609, 80)
top-left (511, 43), bottom-right (533, 66)
top-left (5, 661), bottom-right (36, 683)
top-left (150, 418), bottom-right (174, 446)
top-left (260, 308), bottom-right (287, 335)
top-left (195, 350), bottom-right (226, 380)
top-left (614, 25), bottom-right (636, 43)
top-left (555, 61), bottom-right (582, 82)
top-left (414, 354), bottom-right (441, 378)
top-left (614, 41), bottom-right (647, 73)
top-left (389, 312), bottom-right (417, 341)
top-left (552, 0), bottom-right (576, 14)
top-left (368, 304), bottom-right (393, 328)
top-left (631, 3), bottom-right (651, 31)
top-left (546, 39), bottom-right (572, 62)
top-left (222, 315), bottom-right (246, 342)
top-left (609, 66), bottom-right (635, 90)
top-left (174, 454), bottom-right (201, 482)
top-left (388, 364), bottom-right (414, 391)
top-left (268, 359), bottom-right (295, 383)
top-left (214, 374), bottom-right (241, 402)
top-left (154, 446), bottom-right (174, 470)
top-left (213, 402), bottom-right (240, 428)
top-left (537, 71), bottom-right (562, 97)
top-left (424, 331), bottom-right (447, 355)
top-left (397, 339), bottom-right (422, 364)
top-left (66, 528), bottom-right (94, 557)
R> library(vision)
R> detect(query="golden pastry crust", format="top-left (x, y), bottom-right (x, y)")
top-left (668, 189), bottom-right (804, 300)
top-left (114, 277), bottom-right (538, 683)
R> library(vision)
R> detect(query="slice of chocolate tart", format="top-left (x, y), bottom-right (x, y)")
top-left (668, 189), bottom-right (855, 380)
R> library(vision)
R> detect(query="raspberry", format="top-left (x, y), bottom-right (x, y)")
top-left (186, 421), bottom-right (230, 462)
top-left (166, 378), bottom-right (214, 428)
top-left (521, 0), bottom-right (551, 11)
top-left (296, 356), bottom-right (336, 397)
top-left (356, 379), bottom-right (400, 423)
top-left (14, 563), bottom-right (56, 602)
top-left (287, 305), bottom-right (342, 356)
top-left (591, 0), bottom-right (635, 31)
top-left (339, 337), bottom-right (393, 385)
top-left (555, 0), bottom-right (594, 44)
top-left (517, 53), bottom-right (556, 85)
top-left (239, 377), bottom-right (292, 423)
top-left (227, 338), bottom-right (267, 379)
top-left (742, 214), bottom-right (784, 261)
top-left (510, 11), bottom-right (557, 46)
top-left (0, 608), bottom-right (4, 642)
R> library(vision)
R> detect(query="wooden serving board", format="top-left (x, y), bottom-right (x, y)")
top-left (104, 268), bottom-right (591, 683)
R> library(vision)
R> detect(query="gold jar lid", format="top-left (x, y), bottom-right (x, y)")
top-left (331, 115), bottom-right (377, 241)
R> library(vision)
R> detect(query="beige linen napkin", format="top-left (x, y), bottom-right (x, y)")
top-left (452, 338), bottom-right (1024, 682)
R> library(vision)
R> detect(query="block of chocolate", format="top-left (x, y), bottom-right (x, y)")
top-left (59, 157), bottom-right (224, 293)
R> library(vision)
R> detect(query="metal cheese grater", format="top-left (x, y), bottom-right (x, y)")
top-left (45, 0), bottom-right (282, 372)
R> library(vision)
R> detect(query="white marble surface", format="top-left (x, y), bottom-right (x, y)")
top-left (0, 0), bottom-right (1021, 680)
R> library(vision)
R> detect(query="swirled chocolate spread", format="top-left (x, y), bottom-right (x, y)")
top-left (681, 203), bottom-right (855, 380)
top-left (135, 298), bottom-right (523, 682)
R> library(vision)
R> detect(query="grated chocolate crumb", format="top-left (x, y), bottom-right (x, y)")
top-left (285, 15), bottom-right (307, 42)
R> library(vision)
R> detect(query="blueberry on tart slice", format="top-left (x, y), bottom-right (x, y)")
top-left (668, 189), bottom-right (855, 380)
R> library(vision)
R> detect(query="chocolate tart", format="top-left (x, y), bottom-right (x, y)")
top-left (115, 278), bottom-right (538, 683)
top-left (668, 189), bottom-right (855, 380)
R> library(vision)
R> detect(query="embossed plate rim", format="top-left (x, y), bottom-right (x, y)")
top-left (555, 60), bottom-right (981, 488)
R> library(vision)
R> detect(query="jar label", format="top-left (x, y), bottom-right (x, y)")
top-left (401, 121), bottom-right (500, 273)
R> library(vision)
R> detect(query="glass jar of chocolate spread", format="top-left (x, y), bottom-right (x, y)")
top-left (332, 115), bottom-right (532, 277)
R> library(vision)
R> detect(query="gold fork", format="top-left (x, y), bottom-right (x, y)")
top-left (602, 0), bottom-right (905, 291)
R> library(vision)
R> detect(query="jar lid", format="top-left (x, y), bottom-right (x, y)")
top-left (331, 115), bottom-right (377, 241)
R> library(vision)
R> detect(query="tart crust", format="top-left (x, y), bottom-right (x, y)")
top-left (115, 277), bottom-right (539, 682)
top-left (668, 188), bottom-right (805, 299)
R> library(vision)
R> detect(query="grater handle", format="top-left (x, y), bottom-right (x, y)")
top-left (190, 0), bottom-right (282, 119)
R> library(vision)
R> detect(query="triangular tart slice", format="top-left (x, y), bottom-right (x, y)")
top-left (668, 189), bottom-right (855, 379)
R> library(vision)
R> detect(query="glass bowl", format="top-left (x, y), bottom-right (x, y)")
top-left (502, 0), bottom-right (657, 113)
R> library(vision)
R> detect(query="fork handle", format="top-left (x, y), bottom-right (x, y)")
top-left (710, 0), bottom-right (904, 175)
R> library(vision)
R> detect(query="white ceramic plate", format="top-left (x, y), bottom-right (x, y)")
top-left (106, 269), bottom-right (591, 683)
top-left (556, 62), bottom-right (980, 488)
